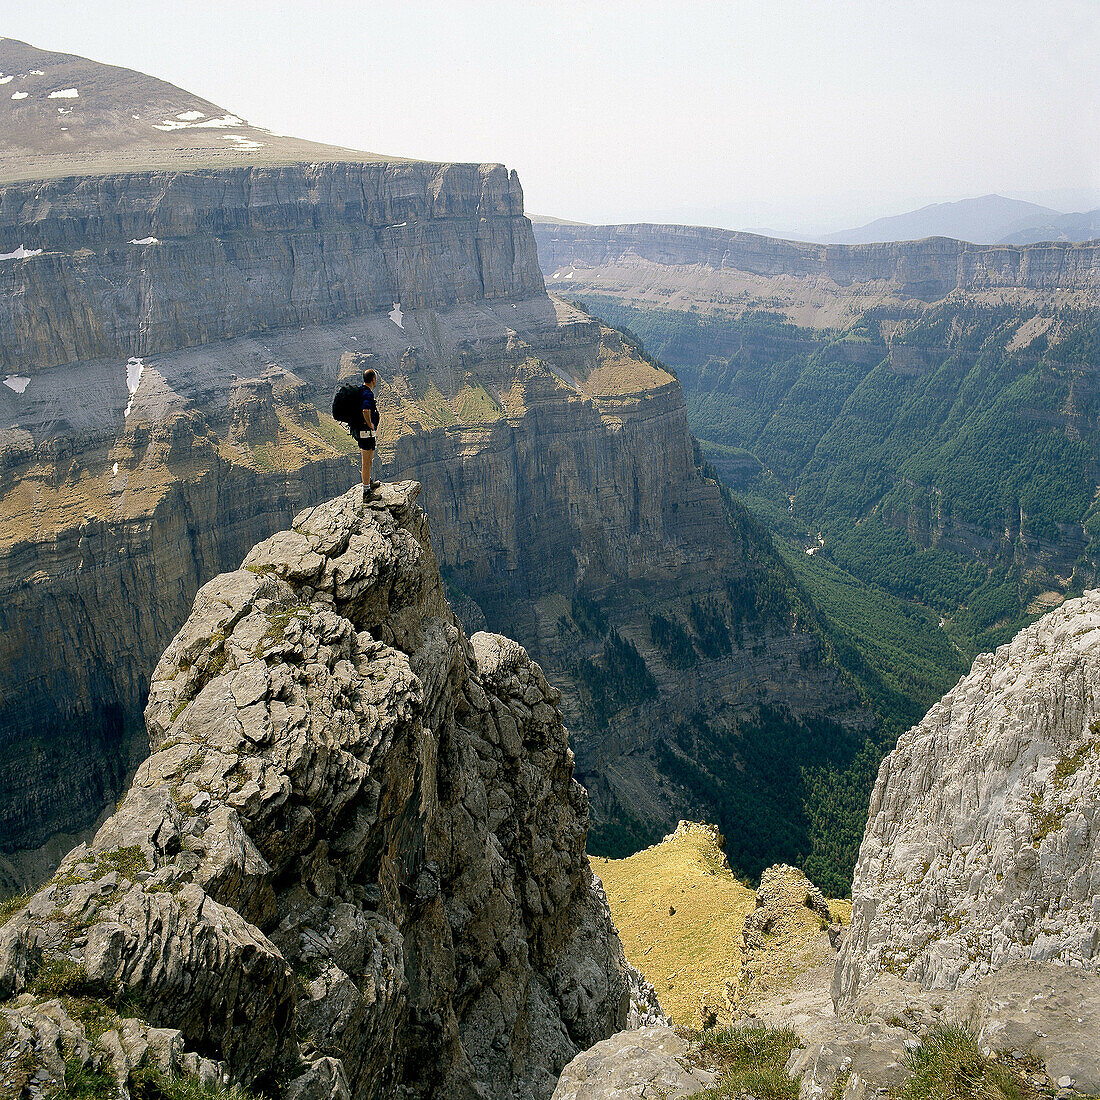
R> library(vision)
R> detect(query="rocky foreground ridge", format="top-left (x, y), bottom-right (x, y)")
top-left (554, 593), bottom-right (1100, 1098)
top-left (0, 483), bottom-right (646, 1100)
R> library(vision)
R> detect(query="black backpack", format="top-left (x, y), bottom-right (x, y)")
top-left (332, 382), bottom-right (364, 425)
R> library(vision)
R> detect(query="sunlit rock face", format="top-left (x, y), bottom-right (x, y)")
top-left (0, 484), bottom-right (631, 1100)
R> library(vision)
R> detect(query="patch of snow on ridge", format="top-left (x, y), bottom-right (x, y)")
top-left (29, 70), bottom-right (44, 76)
top-left (389, 303), bottom-right (404, 329)
top-left (0, 245), bottom-right (43, 261)
top-left (3, 376), bottom-right (30, 394)
top-left (11, 92), bottom-right (27, 100)
top-left (48, 88), bottom-right (78, 98)
top-left (222, 134), bottom-right (264, 150)
top-left (0, 76), bottom-right (12, 85)
top-left (112, 462), bottom-right (119, 476)
top-left (175, 110), bottom-right (205, 120)
top-left (130, 237), bottom-right (159, 245)
top-left (153, 113), bottom-right (244, 131)
top-left (124, 357), bottom-right (144, 417)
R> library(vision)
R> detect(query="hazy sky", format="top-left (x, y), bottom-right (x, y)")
top-left (3, 0), bottom-right (1098, 233)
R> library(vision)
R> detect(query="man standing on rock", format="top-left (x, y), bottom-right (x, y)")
top-left (355, 368), bottom-right (380, 491)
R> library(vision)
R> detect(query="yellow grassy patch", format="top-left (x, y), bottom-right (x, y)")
top-left (592, 825), bottom-right (756, 1026)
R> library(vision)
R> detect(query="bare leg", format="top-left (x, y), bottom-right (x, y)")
top-left (361, 449), bottom-right (370, 485)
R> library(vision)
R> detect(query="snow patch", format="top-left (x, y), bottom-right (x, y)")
top-left (389, 303), bottom-right (404, 329)
top-left (551, 272), bottom-right (560, 279)
top-left (0, 76), bottom-right (12, 86)
top-left (131, 114), bottom-right (140, 120)
top-left (565, 271), bottom-right (574, 279)
top-left (57, 107), bottom-right (72, 114)
top-left (129, 237), bottom-right (160, 246)
top-left (124, 357), bottom-right (144, 417)
top-left (48, 88), bottom-right (78, 98)
top-left (112, 462), bottom-right (119, 476)
top-left (11, 92), bottom-right (27, 100)
top-left (153, 113), bottom-right (244, 131)
top-left (175, 110), bottom-right (205, 120)
top-left (29, 70), bottom-right (44, 76)
top-left (0, 245), bottom-right (43, 261)
top-left (3, 376), bottom-right (30, 394)
top-left (385, 222), bottom-right (407, 229)
top-left (222, 134), bottom-right (264, 150)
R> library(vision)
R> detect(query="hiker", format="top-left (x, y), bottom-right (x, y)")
top-left (355, 368), bottom-right (380, 489)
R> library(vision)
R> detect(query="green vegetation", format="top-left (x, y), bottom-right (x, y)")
top-left (650, 611), bottom-right (697, 668)
top-left (0, 891), bottom-right (30, 927)
top-left (687, 1024), bottom-right (802, 1100)
top-left (571, 293), bottom-right (1100, 889)
top-left (893, 1024), bottom-right (1022, 1100)
top-left (48, 1058), bottom-right (117, 1100)
top-left (574, 294), bottom-right (1100, 661)
top-left (576, 629), bottom-right (658, 727)
top-left (656, 705), bottom-right (873, 897)
top-left (94, 845), bottom-right (149, 880)
top-left (129, 1066), bottom-right (262, 1100)
top-left (27, 958), bottom-right (103, 1000)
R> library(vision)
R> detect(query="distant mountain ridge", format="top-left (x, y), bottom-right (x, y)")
top-left (821, 194), bottom-right (1061, 244)
top-left (0, 37), bottom-right (399, 183)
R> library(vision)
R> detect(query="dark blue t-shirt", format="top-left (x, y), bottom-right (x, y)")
top-left (361, 387), bottom-right (378, 428)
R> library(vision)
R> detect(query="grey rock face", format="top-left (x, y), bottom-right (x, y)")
top-left (532, 222), bottom-right (1100, 300)
top-left (0, 483), bottom-right (629, 1098)
top-left (550, 1026), bottom-right (715, 1100)
top-left (836, 590), bottom-right (1100, 1006)
top-left (0, 161), bottom-right (541, 373)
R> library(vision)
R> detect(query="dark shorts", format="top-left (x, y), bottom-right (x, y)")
top-left (352, 426), bottom-right (376, 451)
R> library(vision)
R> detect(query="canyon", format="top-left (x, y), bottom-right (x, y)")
top-left (0, 40), bottom-right (872, 894)
top-left (534, 219), bottom-right (1100, 728)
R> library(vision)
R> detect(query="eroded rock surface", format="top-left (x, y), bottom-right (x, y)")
top-left (0, 483), bottom-right (630, 1099)
top-left (836, 591), bottom-right (1100, 1006)
top-left (550, 1026), bottom-right (714, 1100)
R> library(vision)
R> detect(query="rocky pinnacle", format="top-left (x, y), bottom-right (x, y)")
top-left (0, 482), bottom-right (631, 1099)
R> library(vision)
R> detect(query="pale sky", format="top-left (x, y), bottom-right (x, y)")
top-left (3, 0), bottom-right (1098, 234)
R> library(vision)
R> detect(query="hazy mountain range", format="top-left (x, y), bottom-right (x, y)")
top-left (533, 194), bottom-right (1100, 247)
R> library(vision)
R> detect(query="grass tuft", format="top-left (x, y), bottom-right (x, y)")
top-left (129, 1066), bottom-right (263, 1100)
top-left (48, 1056), bottom-right (116, 1099)
top-left (0, 891), bottom-right (30, 927)
top-left (894, 1024), bottom-right (1023, 1100)
top-left (689, 1023), bottom-right (801, 1099)
top-left (28, 958), bottom-right (105, 1000)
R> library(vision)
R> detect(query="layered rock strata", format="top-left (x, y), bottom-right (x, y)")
top-left (533, 222), bottom-right (1100, 309)
top-left (0, 483), bottom-right (631, 1099)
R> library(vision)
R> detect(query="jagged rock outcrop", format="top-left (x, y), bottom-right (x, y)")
top-left (0, 483), bottom-right (631, 1099)
top-left (835, 590), bottom-right (1100, 1005)
top-left (733, 864), bottom-right (835, 1018)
